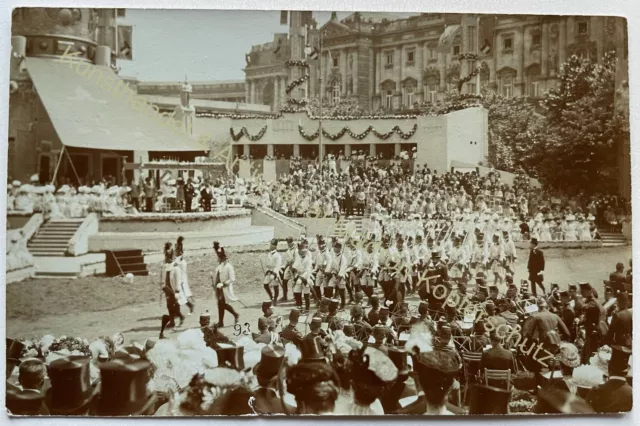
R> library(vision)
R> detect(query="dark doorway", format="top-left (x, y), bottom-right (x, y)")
top-left (102, 156), bottom-right (120, 184)
top-left (67, 154), bottom-right (90, 185)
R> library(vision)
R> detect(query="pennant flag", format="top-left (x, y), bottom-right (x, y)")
top-left (308, 46), bottom-right (319, 60)
top-left (437, 24), bottom-right (461, 53)
top-left (117, 25), bottom-right (133, 60)
top-left (280, 10), bottom-right (288, 25)
top-left (479, 15), bottom-right (497, 55)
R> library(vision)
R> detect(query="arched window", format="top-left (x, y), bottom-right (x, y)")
top-left (526, 64), bottom-right (541, 98)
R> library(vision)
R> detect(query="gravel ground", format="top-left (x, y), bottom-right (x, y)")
top-left (6, 246), bottom-right (631, 344)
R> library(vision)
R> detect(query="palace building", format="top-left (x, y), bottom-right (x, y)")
top-left (245, 12), bottom-right (628, 111)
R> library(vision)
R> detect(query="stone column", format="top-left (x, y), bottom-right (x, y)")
top-left (250, 81), bottom-right (256, 104)
top-left (341, 49), bottom-right (347, 95)
top-left (344, 144), bottom-right (351, 157)
top-left (245, 81), bottom-right (250, 103)
top-left (293, 144), bottom-right (300, 157)
top-left (352, 50), bottom-right (358, 96)
top-left (267, 144), bottom-right (274, 157)
top-left (394, 143), bottom-right (401, 156)
top-left (243, 144), bottom-right (250, 156)
top-left (369, 144), bottom-right (376, 157)
top-left (280, 75), bottom-right (287, 105)
top-left (273, 77), bottom-right (279, 110)
top-left (320, 52), bottom-right (327, 101)
top-left (559, 19), bottom-right (567, 65)
top-left (438, 51), bottom-right (446, 90)
top-left (416, 43), bottom-right (424, 102)
top-left (395, 46), bottom-right (402, 88)
top-left (541, 21), bottom-right (549, 77)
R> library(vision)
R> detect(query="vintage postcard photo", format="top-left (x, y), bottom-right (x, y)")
top-left (4, 6), bottom-right (632, 417)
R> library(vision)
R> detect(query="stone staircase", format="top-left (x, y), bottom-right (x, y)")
top-left (27, 219), bottom-right (83, 257)
top-left (600, 232), bottom-right (629, 248)
top-left (333, 216), bottom-right (365, 239)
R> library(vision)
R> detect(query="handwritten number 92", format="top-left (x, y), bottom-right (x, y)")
top-left (234, 322), bottom-right (251, 336)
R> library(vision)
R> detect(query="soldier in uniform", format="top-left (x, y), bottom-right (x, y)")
top-left (447, 236), bottom-right (468, 284)
top-left (391, 237), bottom-right (413, 299)
top-left (412, 234), bottom-right (429, 292)
top-left (281, 237), bottom-right (297, 303)
top-left (377, 236), bottom-right (393, 287)
top-left (280, 309), bottom-right (304, 347)
top-left (313, 297), bottom-right (331, 322)
top-left (422, 251), bottom-right (449, 316)
top-left (488, 233), bottom-right (505, 286)
top-left (292, 243), bottom-right (314, 312)
top-left (469, 233), bottom-right (488, 279)
top-left (568, 283), bottom-right (584, 316)
top-left (345, 238), bottom-right (362, 303)
top-left (392, 302), bottom-right (412, 333)
top-left (328, 242), bottom-right (349, 308)
top-left (351, 305), bottom-right (373, 343)
top-left (260, 301), bottom-right (279, 332)
top-left (253, 317), bottom-right (274, 344)
top-left (315, 238), bottom-right (334, 299)
top-left (264, 239), bottom-right (282, 304)
top-left (371, 325), bottom-right (390, 355)
top-left (212, 246), bottom-right (239, 329)
top-left (367, 295), bottom-right (381, 326)
top-left (502, 230), bottom-right (517, 277)
top-left (578, 282), bottom-right (609, 364)
top-left (488, 284), bottom-right (502, 304)
top-left (359, 239), bottom-right (379, 303)
top-left (303, 317), bottom-right (327, 346)
top-left (326, 299), bottom-right (343, 331)
top-left (559, 290), bottom-right (576, 340)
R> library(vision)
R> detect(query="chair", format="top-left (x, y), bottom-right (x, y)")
top-left (484, 368), bottom-right (512, 391)
top-left (461, 351), bottom-right (483, 403)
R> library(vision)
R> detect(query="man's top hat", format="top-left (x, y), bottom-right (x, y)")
top-left (47, 355), bottom-right (98, 414)
top-left (343, 323), bottom-right (355, 337)
top-left (579, 282), bottom-right (593, 291)
top-left (505, 274), bottom-right (514, 284)
top-left (257, 317), bottom-right (270, 330)
top-left (215, 345), bottom-right (246, 371)
top-left (569, 283), bottom-right (578, 290)
top-left (270, 238), bottom-right (278, 246)
top-left (476, 277), bottom-right (486, 286)
top-left (488, 284), bottom-right (499, 292)
top-left (289, 309), bottom-right (301, 322)
top-left (320, 297), bottom-right (331, 307)
top-left (6, 338), bottom-right (25, 360)
top-left (387, 347), bottom-right (410, 376)
top-left (329, 299), bottom-right (340, 310)
top-left (370, 294), bottom-right (379, 303)
top-left (253, 344), bottom-right (286, 378)
top-left (559, 290), bottom-right (570, 298)
top-left (6, 389), bottom-right (48, 415)
top-left (534, 389), bottom-right (594, 414)
top-left (418, 301), bottom-right (429, 316)
top-left (431, 250), bottom-right (441, 259)
top-left (473, 321), bottom-right (486, 335)
top-left (468, 384), bottom-right (511, 415)
top-left (379, 307), bottom-right (389, 316)
top-left (262, 301), bottom-right (273, 311)
top-left (530, 238), bottom-right (538, 245)
top-left (299, 336), bottom-right (326, 363)
top-left (609, 345), bottom-right (632, 376)
top-left (97, 358), bottom-right (156, 416)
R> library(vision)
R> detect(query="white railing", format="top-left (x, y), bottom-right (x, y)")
top-left (67, 213), bottom-right (99, 256)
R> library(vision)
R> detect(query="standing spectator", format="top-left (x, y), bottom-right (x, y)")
top-left (129, 179), bottom-right (140, 211)
top-left (184, 178), bottom-right (195, 213)
top-left (175, 179), bottom-right (185, 211)
top-left (527, 238), bottom-right (545, 297)
top-left (143, 177), bottom-right (155, 213)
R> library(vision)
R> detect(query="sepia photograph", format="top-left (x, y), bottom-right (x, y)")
top-left (3, 4), bottom-right (633, 418)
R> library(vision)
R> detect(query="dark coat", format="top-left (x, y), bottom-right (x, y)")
top-left (480, 346), bottom-right (515, 372)
top-left (529, 310), bottom-right (571, 343)
top-left (527, 248), bottom-right (545, 273)
top-left (606, 308), bottom-right (632, 348)
top-left (586, 378), bottom-right (632, 413)
top-left (279, 324), bottom-right (303, 347)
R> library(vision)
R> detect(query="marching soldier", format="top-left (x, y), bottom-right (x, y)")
top-left (470, 233), bottom-right (488, 279)
top-left (412, 234), bottom-right (429, 292)
top-left (360, 240), bottom-right (379, 302)
top-left (345, 238), bottom-right (363, 304)
top-left (488, 233), bottom-right (505, 286)
top-left (313, 238), bottom-right (333, 303)
top-left (447, 236), bottom-right (468, 283)
top-left (281, 237), bottom-right (298, 303)
top-left (313, 297), bottom-right (331, 322)
top-left (328, 241), bottom-right (349, 308)
top-left (502, 230), bottom-right (517, 276)
top-left (390, 237), bottom-right (413, 299)
top-left (292, 243), bottom-right (314, 312)
top-left (213, 247), bottom-right (240, 328)
top-left (264, 239), bottom-right (283, 305)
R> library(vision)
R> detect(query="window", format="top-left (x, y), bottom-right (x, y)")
top-left (532, 33), bottom-right (541, 46)
top-left (453, 45), bottom-right (461, 56)
top-left (578, 21), bottom-right (588, 35)
top-left (407, 50), bottom-right (415, 64)
top-left (529, 80), bottom-right (540, 97)
top-left (386, 52), bottom-right (394, 65)
top-left (332, 85), bottom-right (340, 104)
top-left (428, 47), bottom-right (437, 59)
top-left (427, 85), bottom-right (438, 103)
top-left (503, 38), bottom-right (513, 50)
top-left (468, 83), bottom-right (476, 94)
top-left (385, 90), bottom-right (393, 109)
top-left (298, 88), bottom-right (306, 99)
top-left (333, 56), bottom-right (339, 68)
top-left (501, 76), bottom-right (513, 98)
top-left (405, 87), bottom-right (414, 106)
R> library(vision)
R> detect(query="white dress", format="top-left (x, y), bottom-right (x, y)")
top-left (579, 222), bottom-right (592, 241)
top-left (177, 256), bottom-right (193, 302)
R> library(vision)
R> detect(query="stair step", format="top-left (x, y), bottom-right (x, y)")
top-left (120, 263), bottom-right (148, 272)
top-left (114, 255), bottom-right (145, 265)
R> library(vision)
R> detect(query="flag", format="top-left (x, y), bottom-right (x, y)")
top-left (117, 25), bottom-right (133, 60)
top-left (307, 46), bottom-right (319, 60)
top-left (280, 10), bottom-right (288, 25)
top-left (437, 24), bottom-right (461, 53)
top-left (479, 15), bottom-right (497, 55)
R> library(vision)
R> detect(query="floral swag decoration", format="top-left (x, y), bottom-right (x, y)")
top-left (298, 123), bottom-right (418, 141)
top-left (230, 125), bottom-right (268, 142)
top-left (285, 60), bottom-right (310, 95)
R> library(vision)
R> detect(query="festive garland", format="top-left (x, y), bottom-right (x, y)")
top-left (456, 53), bottom-right (479, 61)
top-left (230, 125), bottom-right (268, 142)
top-left (457, 67), bottom-right (482, 91)
top-left (298, 124), bottom-right (417, 141)
top-left (287, 98), bottom-right (308, 106)
top-left (285, 59), bottom-right (311, 96)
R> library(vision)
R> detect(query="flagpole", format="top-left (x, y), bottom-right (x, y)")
top-left (318, 29), bottom-right (323, 177)
top-left (476, 16), bottom-right (481, 95)
top-left (114, 9), bottom-right (118, 58)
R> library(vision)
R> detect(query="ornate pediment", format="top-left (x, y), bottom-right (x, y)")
top-left (496, 66), bottom-right (517, 78)
top-left (322, 21), bottom-right (353, 39)
top-left (446, 62), bottom-right (460, 80)
top-left (402, 76), bottom-right (417, 88)
top-left (380, 79), bottom-right (397, 92)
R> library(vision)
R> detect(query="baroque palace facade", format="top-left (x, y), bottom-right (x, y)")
top-left (245, 12), bottom-right (627, 111)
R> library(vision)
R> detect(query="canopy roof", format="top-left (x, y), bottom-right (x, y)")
top-left (26, 58), bottom-right (205, 152)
